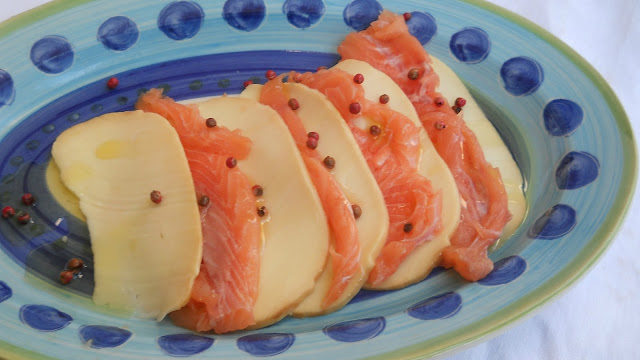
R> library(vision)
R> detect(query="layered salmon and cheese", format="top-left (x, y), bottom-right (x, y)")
top-left (49, 9), bottom-right (525, 333)
top-left (241, 80), bottom-right (389, 315)
top-left (338, 11), bottom-right (525, 281)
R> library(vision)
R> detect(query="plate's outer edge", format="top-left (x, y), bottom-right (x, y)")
top-left (366, 0), bottom-right (638, 359)
top-left (0, 339), bottom-right (57, 360)
top-left (0, 0), bottom-right (93, 39)
top-left (0, 1), bottom-right (637, 360)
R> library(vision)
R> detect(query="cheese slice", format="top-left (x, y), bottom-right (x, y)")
top-left (241, 83), bottom-right (389, 316)
top-left (51, 110), bottom-right (202, 319)
top-left (334, 59), bottom-right (461, 290)
top-left (430, 56), bottom-right (526, 240)
top-left (196, 96), bottom-right (330, 328)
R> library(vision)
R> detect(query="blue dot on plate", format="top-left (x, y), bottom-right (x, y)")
top-left (0, 281), bottom-right (11, 303)
top-left (97, 16), bottom-right (140, 51)
top-left (343, 0), bottom-right (383, 31)
top-left (158, 333), bottom-right (214, 357)
top-left (237, 333), bottom-right (295, 356)
top-left (30, 36), bottom-right (74, 74)
top-left (500, 56), bottom-right (544, 96)
top-left (556, 151), bottom-right (599, 190)
top-left (0, 69), bottom-right (15, 107)
top-left (79, 325), bottom-right (132, 349)
top-left (407, 292), bottom-right (462, 320)
top-left (223, 0), bottom-right (267, 32)
top-left (528, 204), bottom-right (577, 239)
top-left (283, 0), bottom-right (325, 29)
top-left (323, 317), bottom-right (385, 343)
top-left (478, 256), bottom-right (527, 286)
top-left (19, 304), bottom-right (72, 331)
top-left (407, 12), bottom-right (437, 46)
top-left (449, 27), bottom-right (490, 63)
top-left (158, 1), bottom-right (205, 40)
top-left (543, 99), bottom-right (584, 136)
top-left (67, 113), bottom-right (80, 122)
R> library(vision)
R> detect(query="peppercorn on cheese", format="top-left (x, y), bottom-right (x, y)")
top-left (241, 83), bottom-right (390, 316)
top-left (334, 59), bottom-right (462, 290)
top-left (196, 96), bottom-right (330, 328)
top-left (429, 56), bottom-right (526, 241)
top-left (51, 110), bottom-right (202, 320)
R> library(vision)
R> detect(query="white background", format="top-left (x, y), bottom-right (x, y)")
top-left (1, 1), bottom-right (638, 359)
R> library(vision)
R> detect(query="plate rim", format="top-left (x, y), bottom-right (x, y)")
top-left (0, 0), bottom-right (637, 359)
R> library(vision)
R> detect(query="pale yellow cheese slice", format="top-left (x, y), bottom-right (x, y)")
top-left (334, 59), bottom-right (461, 290)
top-left (241, 83), bottom-right (389, 316)
top-left (51, 110), bottom-right (202, 320)
top-left (45, 161), bottom-right (85, 222)
top-left (430, 57), bottom-right (526, 240)
top-left (196, 97), bottom-right (330, 328)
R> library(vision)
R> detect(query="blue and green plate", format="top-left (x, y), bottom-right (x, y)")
top-left (0, 0), bottom-right (635, 359)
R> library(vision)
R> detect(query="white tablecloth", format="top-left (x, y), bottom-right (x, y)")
top-left (2, 1), bottom-right (638, 359)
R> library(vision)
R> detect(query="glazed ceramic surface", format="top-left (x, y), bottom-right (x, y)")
top-left (0, 0), bottom-right (635, 359)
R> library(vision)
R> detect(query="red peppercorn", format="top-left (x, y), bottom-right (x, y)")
top-left (434, 97), bottom-right (445, 107)
top-left (198, 195), bottom-right (210, 206)
top-left (1, 206), bottom-right (15, 219)
top-left (22, 193), bottom-right (35, 206)
top-left (370, 125), bottom-right (382, 136)
top-left (306, 137), bottom-right (318, 150)
top-left (352, 204), bottom-right (362, 219)
top-left (452, 106), bottom-right (462, 114)
top-left (403, 12), bottom-right (412, 21)
top-left (17, 212), bottom-right (30, 225)
top-left (288, 98), bottom-right (300, 110)
top-left (317, 66), bottom-right (327, 71)
top-left (403, 222), bottom-right (413, 233)
top-left (353, 73), bottom-right (364, 84)
top-left (434, 121), bottom-right (447, 130)
top-left (106, 77), bottom-right (119, 90)
top-left (257, 206), bottom-right (268, 217)
top-left (408, 68), bottom-right (420, 80)
top-left (205, 117), bottom-right (217, 128)
top-left (379, 94), bottom-right (390, 104)
top-left (307, 131), bottom-right (319, 141)
top-left (252, 185), bottom-right (264, 197)
top-left (150, 190), bottom-right (162, 204)
top-left (59, 271), bottom-right (73, 285)
top-left (226, 157), bottom-right (237, 168)
top-left (349, 102), bottom-right (361, 114)
top-left (265, 70), bottom-right (277, 80)
top-left (293, 73), bottom-right (303, 83)
top-left (67, 258), bottom-right (84, 272)
top-left (455, 97), bottom-right (467, 108)
top-left (323, 156), bottom-right (335, 169)
top-left (243, 80), bottom-right (253, 88)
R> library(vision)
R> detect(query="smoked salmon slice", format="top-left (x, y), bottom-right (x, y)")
top-left (338, 11), bottom-right (511, 281)
top-left (257, 77), bottom-right (360, 308)
top-left (294, 69), bottom-right (443, 286)
top-left (136, 89), bottom-right (261, 333)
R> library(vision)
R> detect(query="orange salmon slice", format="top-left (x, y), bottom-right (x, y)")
top-left (338, 11), bottom-right (511, 281)
top-left (295, 69), bottom-right (443, 286)
top-left (256, 77), bottom-right (360, 308)
top-left (136, 89), bottom-right (261, 333)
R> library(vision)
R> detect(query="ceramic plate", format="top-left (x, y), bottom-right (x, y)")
top-left (0, 0), bottom-right (636, 359)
